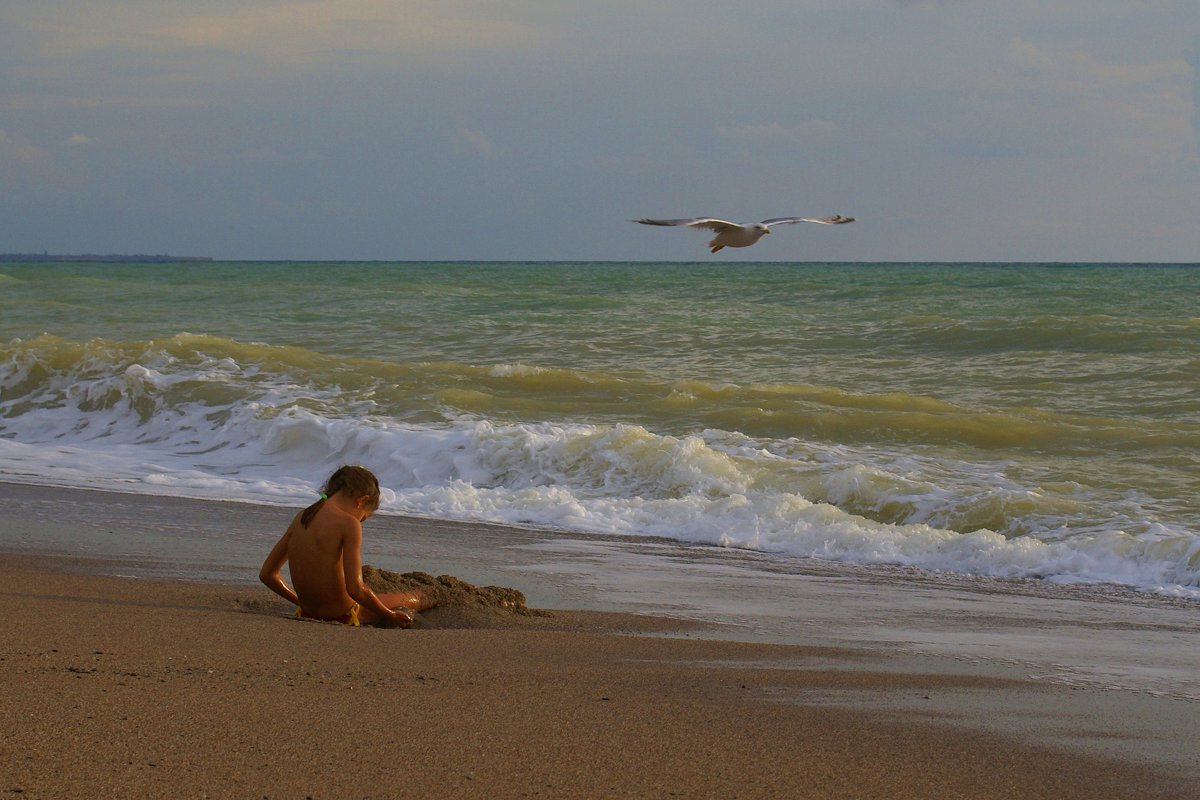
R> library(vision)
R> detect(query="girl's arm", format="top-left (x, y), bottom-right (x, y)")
top-left (340, 521), bottom-right (413, 627)
top-left (259, 521), bottom-right (300, 606)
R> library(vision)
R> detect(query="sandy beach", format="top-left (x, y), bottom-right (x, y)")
top-left (1, 484), bottom-right (1197, 798)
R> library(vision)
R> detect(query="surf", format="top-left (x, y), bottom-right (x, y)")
top-left (2, 332), bottom-right (1197, 598)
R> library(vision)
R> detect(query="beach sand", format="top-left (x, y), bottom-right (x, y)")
top-left (1, 485), bottom-right (1196, 798)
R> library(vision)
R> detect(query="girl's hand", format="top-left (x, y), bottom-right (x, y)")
top-left (390, 608), bottom-right (415, 628)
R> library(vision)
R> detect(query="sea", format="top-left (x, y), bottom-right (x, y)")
top-left (1, 260), bottom-right (1198, 602)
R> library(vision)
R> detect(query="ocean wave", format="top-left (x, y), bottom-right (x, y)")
top-left (2, 333), bottom-right (1198, 598)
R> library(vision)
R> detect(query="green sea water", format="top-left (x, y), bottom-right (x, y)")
top-left (2, 261), bottom-right (1198, 595)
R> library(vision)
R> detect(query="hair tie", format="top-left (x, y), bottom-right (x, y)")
top-left (319, 492), bottom-right (328, 500)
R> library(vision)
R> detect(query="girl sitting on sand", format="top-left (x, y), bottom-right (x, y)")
top-left (259, 465), bottom-right (431, 626)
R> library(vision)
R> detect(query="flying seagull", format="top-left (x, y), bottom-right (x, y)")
top-left (635, 215), bottom-right (855, 253)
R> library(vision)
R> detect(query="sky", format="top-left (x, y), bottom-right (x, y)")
top-left (1, 1), bottom-right (1197, 262)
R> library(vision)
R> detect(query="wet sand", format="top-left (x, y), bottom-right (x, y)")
top-left (1, 483), bottom-right (1197, 797)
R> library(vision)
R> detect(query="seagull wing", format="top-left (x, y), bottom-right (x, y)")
top-left (760, 215), bottom-right (855, 228)
top-left (636, 217), bottom-right (743, 233)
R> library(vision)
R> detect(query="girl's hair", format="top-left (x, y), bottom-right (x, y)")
top-left (300, 465), bottom-right (381, 528)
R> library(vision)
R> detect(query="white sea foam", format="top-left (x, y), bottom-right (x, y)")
top-left (2, 337), bottom-right (1198, 599)
top-left (0, 410), bottom-right (1196, 599)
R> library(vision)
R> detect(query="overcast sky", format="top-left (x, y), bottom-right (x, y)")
top-left (2, 2), bottom-right (1197, 261)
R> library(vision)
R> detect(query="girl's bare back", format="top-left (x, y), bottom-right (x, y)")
top-left (259, 465), bottom-right (433, 627)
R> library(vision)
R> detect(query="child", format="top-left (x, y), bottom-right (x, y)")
top-left (259, 465), bottom-right (432, 627)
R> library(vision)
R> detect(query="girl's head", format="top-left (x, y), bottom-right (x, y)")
top-left (301, 465), bottom-right (381, 527)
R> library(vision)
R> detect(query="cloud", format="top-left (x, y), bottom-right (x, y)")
top-left (716, 120), bottom-right (839, 144)
top-left (891, 0), bottom-right (970, 7)
top-left (988, 36), bottom-right (1197, 193)
top-left (16, 1), bottom-right (549, 75)
top-left (0, 130), bottom-right (56, 184)
top-left (457, 125), bottom-right (496, 157)
top-left (67, 134), bottom-right (94, 146)
top-left (1007, 38), bottom-right (1192, 91)
top-left (161, 1), bottom-right (544, 54)
top-left (0, 95), bottom-right (208, 111)
top-left (0, 135), bottom-right (51, 168)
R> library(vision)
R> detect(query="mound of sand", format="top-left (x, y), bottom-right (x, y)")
top-left (362, 565), bottom-right (551, 627)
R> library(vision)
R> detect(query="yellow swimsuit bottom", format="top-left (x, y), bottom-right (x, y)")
top-left (296, 602), bottom-right (360, 626)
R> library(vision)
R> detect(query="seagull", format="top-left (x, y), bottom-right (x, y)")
top-left (635, 215), bottom-right (855, 253)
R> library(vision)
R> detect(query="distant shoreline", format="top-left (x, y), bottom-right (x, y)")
top-left (0, 253), bottom-right (211, 263)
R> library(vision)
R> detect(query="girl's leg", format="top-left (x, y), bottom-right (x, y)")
top-left (357, 588), bottom-right (436, 625)
top-left (378, 588), bottom-right (436, 612)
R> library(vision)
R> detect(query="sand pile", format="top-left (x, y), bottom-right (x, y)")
top-left (362, 564), bottom-right (550, 627)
